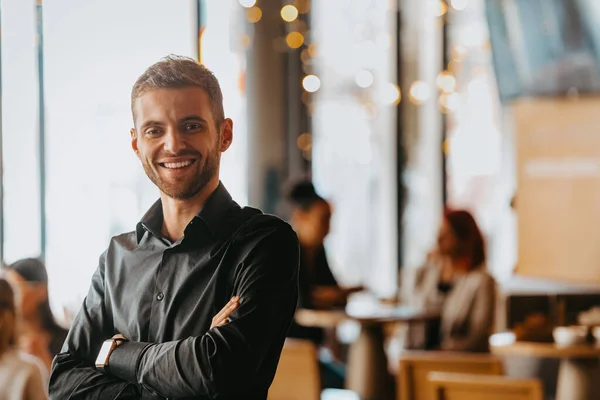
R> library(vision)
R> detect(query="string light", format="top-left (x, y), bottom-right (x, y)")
top-left (238, 0), bottom-right (257, 8)
top-left (433, 1), bottom-right (448, 17)
top-left (286, 32), bottom-right (304, 49)
top-left (409, 81), bottom-right (431, 104)
top-left (281, 5), bottom-right (299, 22)
top-left (439, 92), bottom-right (460, 112)
top-left (382, 83), bottom-right (401, 105)
top-left (436, 71), bottom-right (456, 93)
top-left (451, 45), bottom-right (467, 62)
top-left (300, 49), bottom-right (311, 63)
top-left (307, 43), bottom-right (318, 57)
top-left (355, 69), bottom-right (374, 88)
top-left (451, 0), bottom-right (468, 11)
top-left (239, 34), bottom-right (251, 50)
top-left (297, 132), bottom-right (312, 151)
top-left (246, 6), bottom-right (262, 23)
top-left (302, 75), bottom-right (321, 92)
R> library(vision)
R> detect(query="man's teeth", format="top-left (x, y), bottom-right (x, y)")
top-left (163, 160), bottom-right (193, 169)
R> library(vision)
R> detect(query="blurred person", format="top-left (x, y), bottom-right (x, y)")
top-left (407, 209), bottom-right (496, 352)
top-left (284, 180), bottom-right (362, 389)
top-left (4, 258), bottom-right (69, 372)
top-left (286, 180), bottom-right (362, 313)
top-left (0, 277), bottom-right (48, 400)
top-left (48, 56), bottom-right (299, 400)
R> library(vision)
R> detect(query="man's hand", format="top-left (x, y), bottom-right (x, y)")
top-left (210, 296), bottom-right (240, 329)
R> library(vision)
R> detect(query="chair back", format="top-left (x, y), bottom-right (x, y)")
top-left (427, 372), bottom-right (543, 400)
top-left (398, 351), bottom-right (504, 400)
top-left (268, 339), bottom-right (321, 400)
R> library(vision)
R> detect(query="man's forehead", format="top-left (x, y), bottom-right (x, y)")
top-left (133, 87), bottom-right (212, 120)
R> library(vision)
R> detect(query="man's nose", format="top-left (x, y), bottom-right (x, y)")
top-left (163, 130), bottom-right (186, 154)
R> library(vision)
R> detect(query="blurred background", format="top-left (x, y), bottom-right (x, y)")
top-left (4, 0), bottom-right (600, 399)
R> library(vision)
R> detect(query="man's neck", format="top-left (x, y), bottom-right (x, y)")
top-left (160, 178), bottom-right (220, 242)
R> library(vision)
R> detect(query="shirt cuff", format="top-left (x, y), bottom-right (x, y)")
top-left (108, 341), bottom-right (151, 383)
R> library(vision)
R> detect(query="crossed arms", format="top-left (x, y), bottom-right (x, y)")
top-left (49, 226), bottom-right (299, 399)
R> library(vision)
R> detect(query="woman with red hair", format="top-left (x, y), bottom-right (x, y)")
top-left (408, 209), bottom-right (496, 352)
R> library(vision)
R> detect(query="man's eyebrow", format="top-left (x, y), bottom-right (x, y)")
top-left (140, 120), bottom-right (164, 130)
top-left (179, 115), bottom-right (208, 124)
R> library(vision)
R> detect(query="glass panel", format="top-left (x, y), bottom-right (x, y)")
top-left (311, 0), bottom-right (398, 297)
top-left (201, 0), bottom-right (248, 205)
top-left (446, 0), bottom-right (517, 280)
top-left (43, 0), bottom-right (197, 315)
top-left (1, 0), bottom-right (42, 263)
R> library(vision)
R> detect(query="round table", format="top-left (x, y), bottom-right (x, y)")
top-left (490, 332), bottom-right (600, 400)
top-left (296, 294), bottom-right (439, 400)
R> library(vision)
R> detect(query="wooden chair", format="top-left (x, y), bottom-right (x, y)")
top-left (398, 351), bottom-right (504, 400)
top-left (269, 339), bottom-right (321, 400)
top-left (427, 372), bottom-right (543, 400)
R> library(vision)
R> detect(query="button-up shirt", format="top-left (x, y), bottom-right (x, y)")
top-left (49, 183), bottom-right (300, 400)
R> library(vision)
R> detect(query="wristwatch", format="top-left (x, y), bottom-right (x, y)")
top-left (95, 337), bottom-right (128, 373)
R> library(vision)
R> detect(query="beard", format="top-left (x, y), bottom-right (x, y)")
top-left (142, 147), bottom-right (220, 200)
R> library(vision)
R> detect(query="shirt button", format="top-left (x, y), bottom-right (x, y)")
top-left (156, 292), bottom-right (165, 301)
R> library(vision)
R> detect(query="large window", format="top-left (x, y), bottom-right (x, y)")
top-left (1, 0), bottom-right (42, 264)
top-left (1, 0), bottom-right (248, 319)
top-left (445, 0), bottom-right (517, 280)
top-left (43, 0), bottom-right (198, 315)
top-left (311, 0), bottom-right (398, 297)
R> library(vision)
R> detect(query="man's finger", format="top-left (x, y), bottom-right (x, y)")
top-left (211, 296), bottom-right (240, 327)
top-left (215, 298), bottom-right (239, 322)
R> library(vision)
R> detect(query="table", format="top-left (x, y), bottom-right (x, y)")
top-left (296, 294), bottom-right (439, 400)
top-left (490, 332), bottom-right (600, 400)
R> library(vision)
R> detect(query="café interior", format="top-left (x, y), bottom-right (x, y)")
top-left (3, 0), bottom-right (600, 399)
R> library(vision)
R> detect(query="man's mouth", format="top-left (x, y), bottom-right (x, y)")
top-left (159, 159), bottom-right (197, 169)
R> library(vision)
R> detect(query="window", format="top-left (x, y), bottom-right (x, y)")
top-left (311, 0), bottom-right (398, 297)
top-left (1, 0), bottom-right (42, 264)
top-left (446, 0), bottom-right (517, 280)
top-left (43, 0), bottom-right (197, 315)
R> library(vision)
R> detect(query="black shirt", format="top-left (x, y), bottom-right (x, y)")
top-left (287, 246), bottom-right (338, 345)
top-left (297, 245), bottom-right (338, 310)
top-left (49, 183), bottom-right (300, 400)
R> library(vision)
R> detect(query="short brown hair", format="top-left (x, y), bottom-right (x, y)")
top-left (0, 278), bottom-right (16, 356)
top-left (131, 55), bottom-right (224, 127)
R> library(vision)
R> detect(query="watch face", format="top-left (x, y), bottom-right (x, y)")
top-left (95, 340), bottom-right (115, 366)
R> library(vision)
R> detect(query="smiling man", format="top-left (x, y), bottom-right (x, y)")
top-left (48, 56), bottom-right (300, 399)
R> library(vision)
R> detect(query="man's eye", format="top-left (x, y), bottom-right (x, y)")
top-left (185, 124), bottom-right (201, 131)
top-left (146, 129), bottom-right (161, 135)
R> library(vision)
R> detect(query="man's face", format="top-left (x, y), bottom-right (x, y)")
top-left (131, 87), bottom-right (232, 199)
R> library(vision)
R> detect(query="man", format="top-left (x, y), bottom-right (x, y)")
top-left (49, 55), bottom-right (300, 399)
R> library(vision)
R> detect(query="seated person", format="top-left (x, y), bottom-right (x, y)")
top-left (4, 258), bottom-right (69, 372)
top-left (284, 181), bottom-right (362, 389)
top-left (0, 277), bottom-right (47, 400)
top-left (407, 209), bottom-right (496, 352)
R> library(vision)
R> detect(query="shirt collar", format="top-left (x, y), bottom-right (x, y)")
top-left (135, 181), bottom-right (237, 244)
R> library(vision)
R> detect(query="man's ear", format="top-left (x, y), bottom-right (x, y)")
top-left (219, 118), bottom-right (233, 152)
top-left (130, 128), bottom-right (140, 157)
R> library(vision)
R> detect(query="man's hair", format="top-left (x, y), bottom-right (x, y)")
top-left (131, 55), bottom-right (224, 127)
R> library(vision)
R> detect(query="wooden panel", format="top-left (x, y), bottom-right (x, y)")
top-left (513, 97), bottom-right (600, 283)
top-left (428, 372), bottom-right (543, 400)
top-left (398, 352), bottom-right (503, 400)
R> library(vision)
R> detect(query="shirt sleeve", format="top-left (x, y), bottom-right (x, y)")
top-left (108, 221), bottom-right (300, 398)
top-left (48, 250), bottom-right (140, 400)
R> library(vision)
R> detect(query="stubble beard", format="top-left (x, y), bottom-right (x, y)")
top-left (142, 148), bottom-right (220, 200)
